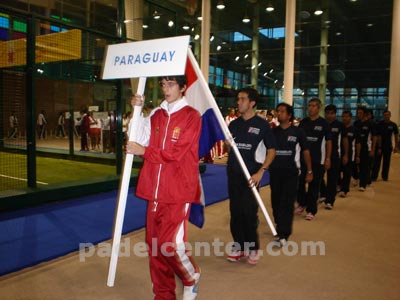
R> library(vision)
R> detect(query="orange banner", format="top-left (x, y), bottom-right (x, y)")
top-left (0, 29), bottom-right (81, 67)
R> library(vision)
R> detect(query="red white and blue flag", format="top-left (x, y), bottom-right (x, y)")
top-left (185, 49), bottom-right (227, 228)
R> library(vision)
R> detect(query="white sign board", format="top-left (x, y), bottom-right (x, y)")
top-left (101, 35), bottom-right (190, 79)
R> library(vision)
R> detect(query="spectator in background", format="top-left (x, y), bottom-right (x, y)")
top-left (266, 111), bottom-right (276, 128)
top-left (56, 112), bottom-right (66, 138)
top-left (79, 108), bottom-right (90, 151)
top-left (37, 110), bottom-right (47, 139)
top-left (225, 107), bottom-right (237, 126)
top-left (9, 111), bottom-right (18, 139)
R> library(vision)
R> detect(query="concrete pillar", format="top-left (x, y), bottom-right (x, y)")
top-left (318, 8), bottom-right (329, 109)
top-left (389, 0), bottom-right (400, 124)
top-left (200, 0), bottom-right (211, 79)
top-left (283, 0), bottom-right (296, 104)
top-left (124, 0), bottom-right (144, 96)
top-left (251, 3), bottom-right (260, 88)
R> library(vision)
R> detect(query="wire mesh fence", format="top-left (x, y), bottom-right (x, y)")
top-left (0, 8), bottom-right (130, 194)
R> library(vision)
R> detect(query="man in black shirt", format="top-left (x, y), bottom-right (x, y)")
top-left (338, 111), bottom-right (360, 197)
top-left (371, 110), bottom-right (399, 181)
top-left (351, 107), bottom-right (365, 185)
top-left (296, 98), bottom-right (332, 220)
top-left (356, 109), bottom-right (377, 191)
top-left (226, 87), bottom-right (276, 265)
top-left (322, 105), bottom-right (348, 210)
top-left (270, 103), bottom-right (312, 246)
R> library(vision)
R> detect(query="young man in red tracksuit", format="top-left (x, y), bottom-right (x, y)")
top-left (127, 75), bottom-right (201, 300)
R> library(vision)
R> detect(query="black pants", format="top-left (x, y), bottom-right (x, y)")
top-left (270, 170), bottom-right (298, 239)
top-left (352, 161), bottom-right (359, 180)
top-left (359, 150), bottom-right (372, 188)
top-left (339, 160), bottom-right (352, 193)
top-left (56, 125), bottom-right (65, 137)
top-left (80, 131), bottom-right (89, 151)
top-left (371, 147), bottom-right (393, 180)
top-left (8, 127), bottom-right (17, 138)
top-left (298, 163), bottom-right (324, 215)
top-left (325, 157), bottom-right (340, 205)
top-left (228, 170), bottom-right (259, 251)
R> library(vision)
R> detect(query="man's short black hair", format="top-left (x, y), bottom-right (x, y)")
top-left (237, 87), bottom-right (260, 107)
top-left (324, 104), bottom-right (337, 113)
top-left (276, 102), bottom-right (294, 122)
top-left (309, 98), bottom-right (322, 108)
top-left (342, 110), bottom-right (352, 117)
top-left (160, 75), bottom-right (187, 89)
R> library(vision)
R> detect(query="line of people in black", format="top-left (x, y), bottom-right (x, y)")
top-left (225, 90), bottom-right (399, 264)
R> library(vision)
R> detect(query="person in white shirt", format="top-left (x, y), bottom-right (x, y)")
top-left (37, 110), bottom-right (47, 139)
top-left (9, 112), bottom-right (18, 139)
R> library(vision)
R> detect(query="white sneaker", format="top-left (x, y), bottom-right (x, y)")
top-left (183, 272), bottom-right (200, 300)
top-left (247, 250), bottom-right (260, 265)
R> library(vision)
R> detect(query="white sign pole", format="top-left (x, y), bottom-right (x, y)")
top-left (106, 77), bottom-right (147, 287)
top-left (187, 50), bottom-right (277, 236)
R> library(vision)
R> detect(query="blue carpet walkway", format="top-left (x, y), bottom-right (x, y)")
top-left (0, 164), bottom-right (269, 276)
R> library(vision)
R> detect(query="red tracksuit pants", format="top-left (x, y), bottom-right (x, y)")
top-left (146, 201), bottom-right (199, 300)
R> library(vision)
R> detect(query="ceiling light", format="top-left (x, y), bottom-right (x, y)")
top-left (336, 32), bottom-right (342, 36)
top-left (216, 1), bottom-right (225, 10)
top-left (182, 25), bottom-right (190, 30)
top-left (242, 14), bottom-right (250, 23)
top-left (235, 56), bottom-right (240, 61)
top-left (244, 54), bottom-right (249, 59)
top-left (266, 4), bottom-right (274, 12)
top-left (194, 34), bottom-right (200, 40)
top-left (251, 65), bottom-right (256, 70)
top-left (210, 35), bottom-right (215, 42)
top-left (314, 9), bottom-right (323, 16)
top-left (258, 62), bottom-right (262, 67)
top-left (217, 45), bottom-right (222, 51)
top-left (197, 16), bottom-right (202, 21)
top-left (367, 23), bottom-right (374, 27)
top-left (269, 68), bottom-right (274, 73)
top-left (168, 20), bottom-right (174, 27)
top-left (142, 24), bottom-right (148, 29)
top-left (153, 11), bottom-right (161, 19)
top-left (264, 72), bottom-right (268, 76)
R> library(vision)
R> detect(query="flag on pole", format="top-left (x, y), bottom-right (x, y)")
top-left (185, 49), bottom-right (226, 228)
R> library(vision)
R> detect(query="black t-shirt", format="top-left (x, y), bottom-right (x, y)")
top-left (228, 115), bottom-right (276, 174)
top-left (378, 121), bottom-right (399, 149)
top-left (299, 116), bottom-right (332, 165)
top-left (358, 120), bottom-right (377, 151)
top-left (269, 125), bottom-right (309, 175)
top-left (328, 119), bottom-right (346, 160)
top-left (341, 125), bottom-right (359, 161)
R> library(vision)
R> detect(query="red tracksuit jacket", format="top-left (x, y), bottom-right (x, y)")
top-left (136, 98), bottom-right (202, 204)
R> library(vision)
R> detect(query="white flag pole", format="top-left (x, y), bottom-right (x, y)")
top-left (187, 50), bottom-right (277, 236)
top-left (107, 77), bottom-right (147, 287)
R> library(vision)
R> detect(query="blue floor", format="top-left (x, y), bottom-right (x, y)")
top-left (0, 164), bottom-right (269, 276)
